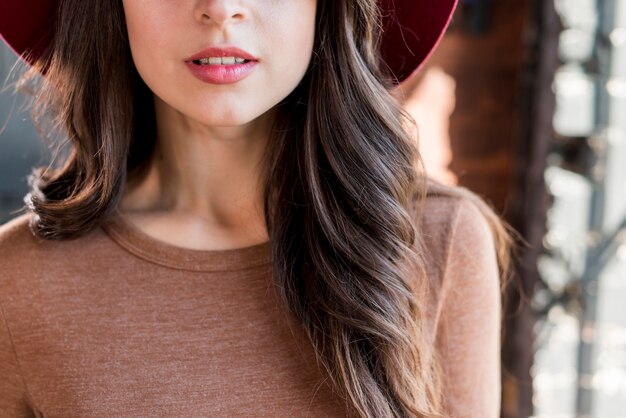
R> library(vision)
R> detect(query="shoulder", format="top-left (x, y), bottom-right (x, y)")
top-left (418, 178), bottom-right (501, 306)
top-left (0, 211), bottom-right (42, 255)
top-left (414, 178), bottom-right (497, 277)
top-left (0, 210), bottom-right (113, 293)
top-left (0, 212), bottom-right (44, 303)
top-left (419, 177), bottom-right (494, 233)
top-left (0, 211), bottom-right (50, 285)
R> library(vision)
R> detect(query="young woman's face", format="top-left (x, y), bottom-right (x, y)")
top-left (122, 0), bottom-right (318, 127)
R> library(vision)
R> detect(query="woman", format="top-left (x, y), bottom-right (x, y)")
top-left (0, 0), bottom-right (516, 416)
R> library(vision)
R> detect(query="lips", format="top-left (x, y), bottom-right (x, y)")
top-left (184, 45), bottom-right (259, 85)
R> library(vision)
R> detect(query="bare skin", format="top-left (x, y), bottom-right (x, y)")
top-left (118, 97), bottom-right (273, 251)
top-left (118, 0), bottom-right (317, 251)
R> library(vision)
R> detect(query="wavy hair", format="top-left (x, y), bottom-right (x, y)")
top-left (10, 0), bottom-right (517, 416)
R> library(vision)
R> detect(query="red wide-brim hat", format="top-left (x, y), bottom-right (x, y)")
top-left (0, 0), bottom-right (457, 84)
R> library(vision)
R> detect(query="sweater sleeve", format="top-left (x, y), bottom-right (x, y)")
top-left (0, 301), bottom-right (34, 417)
top-left (437, 198), bottom-right (502, 418)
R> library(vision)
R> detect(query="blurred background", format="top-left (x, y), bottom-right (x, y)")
top-left (1, 0), bottom-right (625, 417)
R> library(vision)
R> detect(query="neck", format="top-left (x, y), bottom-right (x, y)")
top-left (120, 95), bottom-right (273, 237)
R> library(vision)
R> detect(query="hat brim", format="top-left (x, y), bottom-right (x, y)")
top-left (0, 1), bottom-right (57, 68)
top-left (379, 0), bottom-right (458, 84)
top-left (0, 0), bottom-right (457, 84)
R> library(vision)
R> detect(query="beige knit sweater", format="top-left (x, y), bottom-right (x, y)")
top-left (0, 186), bottom-right (501, 417)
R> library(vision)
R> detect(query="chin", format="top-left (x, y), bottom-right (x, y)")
top-left (189, 105), bottom-right (270, 128)
top-left (195, 113), bottom-right (257, 128)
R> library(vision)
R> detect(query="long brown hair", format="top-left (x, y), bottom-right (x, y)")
top-left (9, 0), bottom-right (517, 416)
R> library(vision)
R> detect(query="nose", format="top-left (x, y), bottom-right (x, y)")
top-left (194, 0), bottom-right (247, 28)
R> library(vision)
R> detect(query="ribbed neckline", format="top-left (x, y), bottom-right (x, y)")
top-left (101, 208), bottom-right (272, 272)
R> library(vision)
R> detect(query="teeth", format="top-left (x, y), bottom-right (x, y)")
top-left (196, 56), bottom-right (249, 65)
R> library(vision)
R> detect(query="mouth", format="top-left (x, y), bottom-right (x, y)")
top-left (184, 46), bottom-right (259, 84)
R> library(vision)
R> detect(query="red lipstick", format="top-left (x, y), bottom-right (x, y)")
top-left (184, 46), bottom-right (259, 85)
